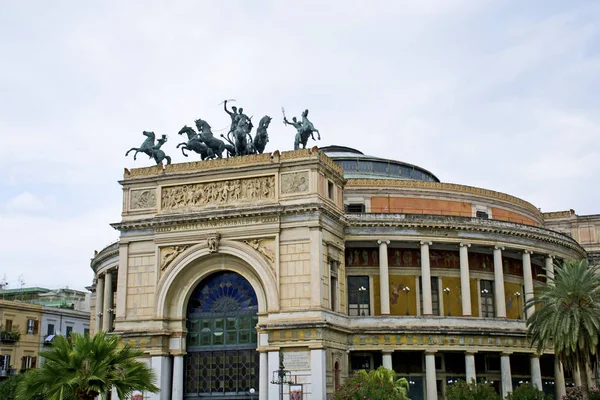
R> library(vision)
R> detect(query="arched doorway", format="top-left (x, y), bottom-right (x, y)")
top-left (185, 271), bottom-right (259, 398)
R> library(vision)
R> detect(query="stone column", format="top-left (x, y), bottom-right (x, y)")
top-left (465, 352), bottom-right (476, 383)
top-left (493, 246), bottom-right (507, 318)
top-left (555, 359), bottom-right (567, 400)
top-left (501, 353), bottom-right (513, 398)
top-left (311, 349), bottom-right (327, 400)
top-left (522, 250), bottom-right (534, 319)
top-left (259, 352), bottom-right (268, 400)
top-left (545, 255), bottom-right (555, 281)
top-left (267, 351), bottom-right (280, 400)
top-left (378, 240), bottom-right (391, 315)
top-left (459, 243), bottom-right (472, 316)
top-left (171, 355), bottom-right (184, 400)
top-left (102, 270), bottom-right (113, 332)
top-left (150, 355), bottom-right (172, 400)
top-left (94, 275), bottom-right (105, 333)
top-left (382, 350), bottom-right (393, 370)
top-left (420, 241), bottom-right (433, 316)
top-left (530, 355), bottom-right (542, 389)
top-left (425, 352), bottom-right (438, 400)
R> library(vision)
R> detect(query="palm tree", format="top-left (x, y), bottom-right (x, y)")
top-left (526, 259), bottom-right (600, 400)
top-left (16, 332), bottom-right (159, 400)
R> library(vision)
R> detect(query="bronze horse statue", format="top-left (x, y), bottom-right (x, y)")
top-left (125, 131), bottom-right (172, 165)
top-left (194, 119), bottom-right (234, 158)
top-left (253, 115), bottom-right (272, 154)
top-left (177, 125), bottom-right (214, 160)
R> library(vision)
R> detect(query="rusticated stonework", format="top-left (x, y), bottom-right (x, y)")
top-left (280, 172), bottom-right (309, 195)
top-left (161, 176), bottom-right (275, 210)
top-left (130, 189), bottom-right (157, 210)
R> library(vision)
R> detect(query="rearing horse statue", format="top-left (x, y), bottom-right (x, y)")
top-left (177, 125), bottom-right (214, 160)
top-left (194, 119), bottom-right (234, 158)
top-left (125, 131), bottom-right (172, 165)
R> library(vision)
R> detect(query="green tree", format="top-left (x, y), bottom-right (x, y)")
top-left (16, 332), bottom-right (159, 400)
top-left (526, 259), bottom-right (600, 400)
top-left (444, 380), bottom-right (500, 400)
top-left (333, 366), bottom-right (410, 400)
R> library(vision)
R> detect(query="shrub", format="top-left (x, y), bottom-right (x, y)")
top-left (506, 383), bottom-right (551, 400)
top-left (445, 380), bottom-right (500, 400)
top-left (562, 387), bottom-right (585, 400)
top-left (588, 387), bottom-right (600, 400)
top-left (0, 375), bottom-right (45, 400)
top-left (333, 366), bottom-right (410, 400)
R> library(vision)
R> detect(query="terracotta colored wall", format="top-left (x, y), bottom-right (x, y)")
top-left (371, 197), bottom-right (472, 216)
top-left (491, 207), bottom-right (538, 226)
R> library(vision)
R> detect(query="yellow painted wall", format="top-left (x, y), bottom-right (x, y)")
top-left (389, 275), bottom-right (417, 316)
top-left (505, 282), bottom-right (524, 320)
top-left (470, 279), bottom-right (479, 317)
top-left (373, 275), bottom-right (381, 316)
top-left (440, 277), bottom-right (462, 316)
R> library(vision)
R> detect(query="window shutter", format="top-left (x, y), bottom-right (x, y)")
top-left (31, 357), bottom-right (37, 369)
top-left (33, 320), bottom-right (39, 335)
top-left (0, 356), bottom-right (4, 369)
top-left (20, 356), bottom-right (25, 370)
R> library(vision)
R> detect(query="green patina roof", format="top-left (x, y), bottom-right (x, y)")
top-left (0, 287), bottom-right (51, 294)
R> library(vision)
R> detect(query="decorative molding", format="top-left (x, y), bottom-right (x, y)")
top-left (160, 245), bottom-right (191, 271)
top-left (542, 210), bottom-right (575, 220)
top-left (346, 179), bottom-right (541, 217)
top-left (161, 176), bottom-right (275, 210)
top-left (280, 171), bottom-right (309, 195)
top-left (242, 238), bottom-right (275, 264)
top-left (130, 188), bottom-right (157, 210)
top-left (207, 233), bottom-right (220, 253)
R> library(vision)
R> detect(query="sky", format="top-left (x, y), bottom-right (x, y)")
top-left (0, 1), bottom-right (598, 291)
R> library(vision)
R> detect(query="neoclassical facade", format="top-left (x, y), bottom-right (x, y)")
top-left (90, 146), bottom-right (597, 400)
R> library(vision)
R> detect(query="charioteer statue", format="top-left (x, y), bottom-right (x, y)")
top-left (125, 131), bottom-right (172, 166)
top-left (283, 108), bottom-right (321, 150)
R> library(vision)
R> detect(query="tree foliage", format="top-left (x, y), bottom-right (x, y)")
top-left (526, 259), bottom-right (600, 399)
top-left (445, 380), bottom-right (500, 400)
top-left (0, 374), bottom-right (46, 400)
top-left (16, 332), bottom-right (159, 400)
top-left (333, 366), bottom-right (410, 400)
top-left (505, 383), bottom-right (551, 400)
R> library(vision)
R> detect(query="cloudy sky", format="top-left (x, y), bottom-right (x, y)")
top-left (1, 1), bottom-right (598, 291)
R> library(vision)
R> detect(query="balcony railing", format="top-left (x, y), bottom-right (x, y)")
top-left (0, 368), bottom-right (17, 378)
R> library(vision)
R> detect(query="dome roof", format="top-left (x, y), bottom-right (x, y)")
top-left (320, 145), bottom-right (440, 182)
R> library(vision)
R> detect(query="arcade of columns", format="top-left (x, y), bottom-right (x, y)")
top-left (93, 268), bottom-right (116, 334)
top-left (372, 239), bottom-right (565, 400)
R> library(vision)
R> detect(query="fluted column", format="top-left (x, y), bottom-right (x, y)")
top-left (382, 351), bottom-right (393, 370)
top-left (555, 358), bottom-right (566, 399)
top-left (172, 355), bottom-right (184, 400)
top-left (465, 352), bottom-right (476, 383)
top-left (501, 353), bottom-right (513, 398)
top-left (420, 241), bottom-right (433, 316)
top-left (530, 355), bottom-right (542, 389)
top-left (259, 352), bottom-right (268, 400)
top-left (523, 250), bottom-right (535, 319)
top-left (102, 270), bottom-right (113, 332)
top-left (493, 246), bottom-right (507, 318)
top-left (459, 243), bottom-right (472, 316)
top-left (94, 275), bottom-right (105, 333)
top-left (545, 255), bottom-right (555, 281)
top-left (425, 352), bottom-right (438, 400)
top-left (378, 240), bottom-right (391, 315)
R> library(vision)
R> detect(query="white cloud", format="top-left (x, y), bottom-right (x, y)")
top-left (5, 192), bottom-right (47, 212)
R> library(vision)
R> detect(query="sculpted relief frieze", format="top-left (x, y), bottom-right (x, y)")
top-left (280, 171), bottom-right (309, 195)
top-left (242, 238), bottom-right (276, 264)
top-left (160, 245), bottom-right (192, 271)
top-left (161, 176), bottom-right (275, 210)
top-left (130, 189), bottom-right (157, 210)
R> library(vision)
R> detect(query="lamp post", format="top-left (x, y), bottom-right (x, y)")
top-left (443, 287), bottom-right (451, 316)
top-left (481, 288), bottom-right (489, 318)
top-left (403, 286), bottom-right (411, 315)
top-left (514, 291), bottom-right (522, 319)
top-left (271, 361), bottom-right (292, 400)
top-left (358, 285), bottom-right (367, 316)
top-left (249, 387), bottom-right (256, 400)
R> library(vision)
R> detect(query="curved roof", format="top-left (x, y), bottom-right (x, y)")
top-left (320, 145), bottom-right (440, 182)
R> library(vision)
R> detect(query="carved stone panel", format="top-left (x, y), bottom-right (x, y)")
top-left (130, 189), bottom-right (157, 210)
top-left (280, 171), bottom-right (309, 195)
top-left (160, 245), bottom-right (191, 271)
top-left (161, 176), bottom-right (275, 210)
top-left (242, 238), bottom-right (275, 264)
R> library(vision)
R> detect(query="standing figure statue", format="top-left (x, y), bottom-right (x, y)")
top-left (126, 131), bottom-right (172, 166)
top-left (283, 109), bottom-right (321, 150)
top-left (223, 100), bottom-right (239, 139)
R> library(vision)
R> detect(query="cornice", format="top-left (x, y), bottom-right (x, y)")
top-left (345, 213), bottom-right (586, 256)
top-left (346, 179), bottom-right (541, 218)
top-left (90, 242), bottom-right (119, 271)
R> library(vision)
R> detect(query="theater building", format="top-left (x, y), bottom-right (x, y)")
top-left (89, 146), bottom-right (598, 400)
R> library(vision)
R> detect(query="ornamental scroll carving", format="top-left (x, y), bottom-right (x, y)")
top-left (160, 245), bottom-right (191, 271)
top-left (161, 176), bottom-right (275, 210)
top-left (243, 238), bottom-right (275, 264)
top-left (130, 189), bottom-right (157, 210)
top-left (280, 171), bottom-right (309, 195)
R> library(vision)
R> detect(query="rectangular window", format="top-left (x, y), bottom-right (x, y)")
top-left (327, 181), bottom-right (334, 200)
top-left (345, 203), bottom-right (366, 213)
top-left (5, 320), bottom-right (12, 331)
top-left (480, 280), bottom-right (495, 318)
top-left (0, 355), bottom-right (10, 370)
top-left (84, 328), bottom-right (90, 336)
top-left (21, 356), bottom-right (36, 370)
top-left (347, 276), bottom-right (370, 316)
top-left (27, 319), bottom-right (35, 334)
top-left (419, 277), bottom-right (440, 316)
top-left (330, 261), bottom-right (338, 312)
top-left (476, 211), bottom-right (489, 219)
top-left (66, 326), bottom-right (73, 338)
top-left (47, 324), bottom-right (55, 336)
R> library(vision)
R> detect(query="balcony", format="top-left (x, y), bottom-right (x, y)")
top-left (0, 328), bottom-right (21, 344)
top-left (0, 368), bottom-right (16, 378)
